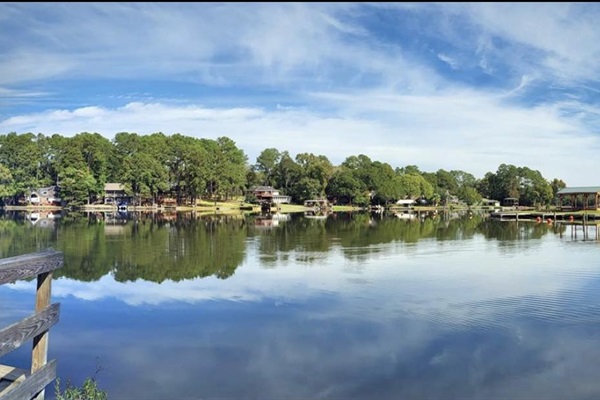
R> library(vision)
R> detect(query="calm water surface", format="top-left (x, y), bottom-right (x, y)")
top-left (1, 210), bottom-right (599, 400)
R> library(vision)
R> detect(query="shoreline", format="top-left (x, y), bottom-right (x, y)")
top-left (2, 204), bottom-right (363, 214)
top-left (6, 204), bottom-right (587, 216)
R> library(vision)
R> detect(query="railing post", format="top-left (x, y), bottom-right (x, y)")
top-left (31, 271), bottom-right (52, 400)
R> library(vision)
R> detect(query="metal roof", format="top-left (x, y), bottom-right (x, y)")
top-left (104, 183), bottom-right (125, 191)
top-left (249, 186), bottom-right (277, 191)
top-left (557, 186), bottom-right (600, 195)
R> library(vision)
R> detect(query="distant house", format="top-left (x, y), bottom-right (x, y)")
top-left (481, 198), bottom-right (500, 207)
top-left (247, 186), bottom-right (291, 204)
top-left (395, 199), bottom-right (416, 207)
top-left (557, 186), bottom-right (600, 210)
top-left (502, 197), bottom-right (519, 207)
top-left (29, 186), bottom-right (61, 206)
top-left (104, 183), bottom-right (131, 205)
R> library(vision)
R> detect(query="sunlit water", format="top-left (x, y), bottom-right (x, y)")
top-left (1, 211), bottom-right (599, 399)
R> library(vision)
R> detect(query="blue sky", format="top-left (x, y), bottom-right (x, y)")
top-left (2, 2), bottom-right (600, 185)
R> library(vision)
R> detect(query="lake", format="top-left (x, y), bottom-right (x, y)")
top-left (1, 210), bottom-right (599, 399)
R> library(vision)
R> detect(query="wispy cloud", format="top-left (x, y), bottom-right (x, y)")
top-left (2, 90), bottom-right (599, 184)
top-left (1, 3), bottom-right (600, 184)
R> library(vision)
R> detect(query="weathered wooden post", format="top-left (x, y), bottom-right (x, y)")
top-left (0, 249), bottom-right (63, 400)
top-left (31, 269), bottom-right (52, 400)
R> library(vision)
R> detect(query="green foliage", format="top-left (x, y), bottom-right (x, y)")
top-left (0, 132), bottom-right (566, 208)
top-left (0, 164), bottom-right (13, 199)
top-left (458, 186), bottom-right (482, 206)
top-left (215, 137), bottom-right (247, 200)
top-left (478, 164), bottom-right (554, 206)
top-left (550, 178), bottom-right (567, 202)
top-left (293, 152), bottom-right (334, 201)
top-left (325, 168), bottom-right (366, 205)
top-left (55, 363), bottom-right (107, 400)
top-left (397, 173), bottom-right (433, 200)
top-left (55, 377), bottom-right (108, 400)
top-left (274, 151), bottom-right (300, 192)
top-left (255, 148), bottom-right (281, 186)
top-left (60, 167), bottom-right (97, 206)
top-left (0, 132), bottom-right (45, 200)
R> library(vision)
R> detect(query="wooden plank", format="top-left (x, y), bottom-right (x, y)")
top-left (0, 304), bottom-right (60, 358)
top-left (0, 250), bottom-right (63, 285)
top-left (0, 359), bottom-right (56, 400)
top-left (0, 383), bottom-right (10, 394)
top-left (0, 364), bottom-right (28, 396)
top-left (0, 364), bottom-right (28, 383)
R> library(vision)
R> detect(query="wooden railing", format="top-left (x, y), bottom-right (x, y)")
top-left (0, 249), bottom-right (63, 400)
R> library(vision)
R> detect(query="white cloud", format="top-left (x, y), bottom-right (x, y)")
top-left (0, 3), bottom-right (387, 87)
top-left (3, 235), bottom-right (595, 329)
top-left (2, 86), bottom-right (599, 185)
top-left (1, 3), bottom-right (599, 90)
top-left (437, 53), bottom-right (458, 69)
top-left (1, 3), bottom-right (600, 186)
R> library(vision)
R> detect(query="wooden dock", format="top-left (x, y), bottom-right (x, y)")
top-left (0, 250), bottom-right (63, 400)
top-left (490, 211), bottom-right (600, 223)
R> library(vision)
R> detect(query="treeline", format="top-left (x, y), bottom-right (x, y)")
top-left (250, 150), bottom-right (566, 206)
top-left (0, 132), bottom-right (566, 207)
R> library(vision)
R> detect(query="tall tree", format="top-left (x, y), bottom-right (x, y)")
top-left (325, 167), bottom-right (368, 206)
top-left (0, 164), bottom-right (13, 202)
top-left (59, 166), bottom-right (97, 206)
top-left (274, 151), bottom-right (300, 194)
top-left (255, 148), bottom-right (281, 186)
top-left (0, 132), bottom-right (44, 201)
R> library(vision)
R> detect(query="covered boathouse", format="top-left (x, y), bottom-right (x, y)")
top-left (557, 186), bottom-right (600, 210)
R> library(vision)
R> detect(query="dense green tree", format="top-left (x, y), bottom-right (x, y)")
top-left (168, 134), bottom-right (207, 204)
top-left (370, 162), bottom-right (402, 204)
top-left (245, 167), bottom-right (262, 191)
top-left (294, 152), bottom-right (334, 201)
top-left (121, 152), bottom-right (169, 205)
top-left (325, 168), bottom-right (368, 206)
top-left (37, 134), bottom-right (64, 187)
top-left (73, 132), bottom-right (113, 192)
top-left (458, 186), bottom-right (482, 206)
top-left (342, 155), bottom-right (376, 196)
top-left (397, 165), bottom-right (421, 175)
top-left (518, 166), bottom-right (553, 206)
top-left (436, 169), bottom-right (458, 193)
top-left (478, 164), bottom-right (555, 206)
top-left (496, 163), bottom-right (521, 199)
top-left (0, 132), bottom-right (45, 201)
top-left (0, 164), bottom-right (13, 201)
top-left (215, 137), bottom-right (247, 200)
top-left (59, 167), bottom-right (97, 206)
top-left (397, 173), bottom-right (434, 200)
top-left (255, 148), bottom-right (281, 186)
top-left (274, 151), bottom-right (300, 193)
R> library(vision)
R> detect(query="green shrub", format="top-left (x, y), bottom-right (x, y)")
top-left (54, 375), bottom-right (107, 400)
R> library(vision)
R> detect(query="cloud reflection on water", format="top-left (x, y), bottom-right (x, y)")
top-left (2, 220), bottom-right (600, 399)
